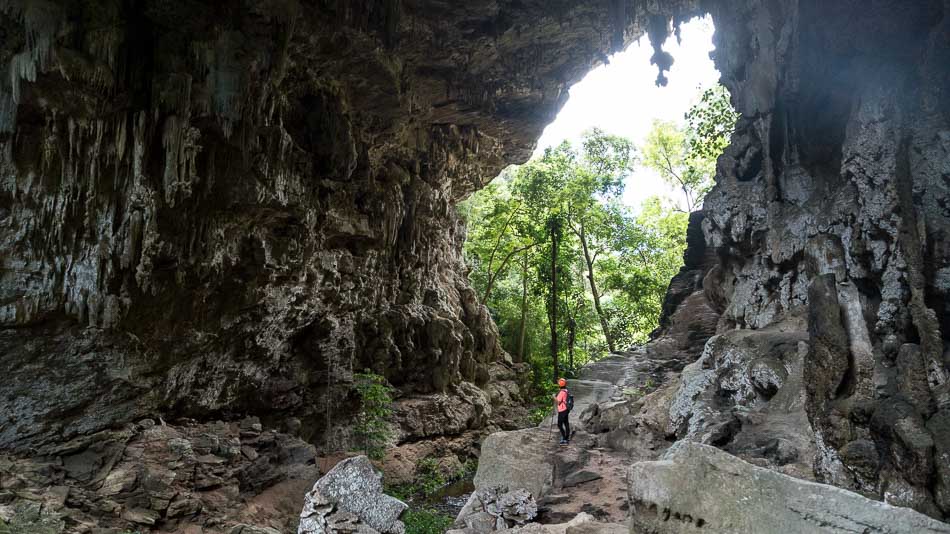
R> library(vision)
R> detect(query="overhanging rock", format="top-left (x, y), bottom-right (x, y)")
top-left (628, 442), bottom-right (950, 533)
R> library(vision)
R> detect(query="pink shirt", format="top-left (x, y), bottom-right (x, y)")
top-left (556, 389), bottom-right (568, 413)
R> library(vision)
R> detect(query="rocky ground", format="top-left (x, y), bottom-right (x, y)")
top-left (0, 416), bottom-right (318, 533)
top-left (448, 345), bottom-right (950, 533)
top-left (453, 349), bottom-right (677, 532)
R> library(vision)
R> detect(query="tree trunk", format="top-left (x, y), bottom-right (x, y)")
top-left (549, 221), bottom-right (560, 383)
top-left (482, 242), bottom-right (537, 304)
top-left (579, 221), bottom-right (616, 353)
top-left (517, 250), bottom-right (529, 363)
top-left (567, 314), bottom-right (576, 373)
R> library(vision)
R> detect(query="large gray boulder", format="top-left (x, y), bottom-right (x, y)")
top-left (448, 512), bottom-right (625, 534)
top-left (298, 456), bottom-right (407, 534)
top-left (474, 430), bottom-right (556, 499)
top-left (628, 442), bottom-right (950, 533)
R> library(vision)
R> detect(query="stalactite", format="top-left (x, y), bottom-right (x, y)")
top-left (646, 14), bottom-right (674, 86)
top-left (3, 0), bottom-right (63, 102)
top-left (0, 87), bottom-right (15, 134)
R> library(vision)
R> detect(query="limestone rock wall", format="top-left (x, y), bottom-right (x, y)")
top-left (0, 1), bottom-right (702, 530)
top-left (663, 0), bottom-right (950, 520)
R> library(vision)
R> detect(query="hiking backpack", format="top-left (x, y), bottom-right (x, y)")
top-left (566, 389), bottom-right (575, 412)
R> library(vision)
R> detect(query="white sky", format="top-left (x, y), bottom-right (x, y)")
top-left (533, 16), bottom-right (720, 212)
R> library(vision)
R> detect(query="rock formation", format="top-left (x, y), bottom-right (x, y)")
top-left (0, 416), bottom-right (319, 532)
top-left (628, 442), bottom-right (950, 533)
top-left (653, 0), bottom-right (950, 519)
top-left (451, 487), bottom-right (537, 534)
top-left (298, 456), bottom-right (407, 534)
top-left (2, 0), bottom-right (950, 530)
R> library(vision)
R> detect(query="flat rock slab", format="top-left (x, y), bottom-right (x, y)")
top-left (628, 442), bottom-right (950, 533)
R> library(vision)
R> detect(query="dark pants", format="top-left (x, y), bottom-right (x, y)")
top-left (557, 410), bottom-right (570, 441)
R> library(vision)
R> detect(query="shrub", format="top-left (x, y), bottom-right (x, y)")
top-left (414, 458), bottom-right (447, 498)
top-left (353, 370), bottom-right (394, 460)
top-left (455, 458), bottom-right (478, 480)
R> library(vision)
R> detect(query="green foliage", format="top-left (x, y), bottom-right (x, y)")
top-left (415, 457), bottom-right (447, 497)
top-left (686, 85), bottom-right (739, 163)
top-left (353, 370), bottom-right (394, 460)
top-left (462, 88), bottom-right (736, 395)
top-left (455, 458), bottom-right (478, 481)
top-left (527, 379), bottom-right (560, 425)
top-left (386, 455), bottom-right (476, 503)
top-left (402, 508), bottom-right (455, 534)
top-left (643, 84), bottom-right (739, 211)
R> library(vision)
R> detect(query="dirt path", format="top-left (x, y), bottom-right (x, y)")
top-left (524, 350), bottom-right (663, 523)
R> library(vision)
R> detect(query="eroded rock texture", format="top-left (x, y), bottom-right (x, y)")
top-left (4, 0), bottom-right (950, 529)
top-left (662, 0), bottom-right (950, 521)
top-left (0, 0), bottom-right (706, 451)
top-left (0, 0), bottom-right (703, 531)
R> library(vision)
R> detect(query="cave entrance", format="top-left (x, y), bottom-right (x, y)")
top-left (460, 15), bottom-right (734, 388)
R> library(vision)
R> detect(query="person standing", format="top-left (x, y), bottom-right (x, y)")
top-left (553, 378), bottom-right (572, 445)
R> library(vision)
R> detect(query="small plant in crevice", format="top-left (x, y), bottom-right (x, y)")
top-left (624, 377), bottom-right (660, 401)
top-left (353, 369), bottom-right (394, 460)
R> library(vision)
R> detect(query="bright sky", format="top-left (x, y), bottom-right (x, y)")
top-left (533, 16), bottom-right (720, 212)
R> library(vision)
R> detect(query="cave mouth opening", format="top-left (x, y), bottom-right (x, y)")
top-left (460, 15), bottom-right (734, 386)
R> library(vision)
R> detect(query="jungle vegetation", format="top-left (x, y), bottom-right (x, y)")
top-left (460, 85), bottom-right (737, 391)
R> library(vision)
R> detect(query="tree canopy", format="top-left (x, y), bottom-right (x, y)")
top-left (642, 85), bottom-right (738, 212)
top-left (460, 85), bottom-right (737, 393)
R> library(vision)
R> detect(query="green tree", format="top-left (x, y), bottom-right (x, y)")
top-left (461, 90), bottom-right (737, 394)
top-left (564, 131), bottom-right (636, 353)
top-left (464, 131), bottom-right (637, 382)
top-left (643, 84), bottom-right (738, 211)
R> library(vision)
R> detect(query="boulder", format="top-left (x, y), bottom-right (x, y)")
top-left (448, 512), bottom-right (625, 534)
top-left (628, 442), bottom-right (950, 533)
top-left (454, 487), bottom-right (537, 533)
top-left (473, 430), bottom-right (556, 499)
top-left (298, 456), bottom-right (406, 534)
top-left (668, 313), bottom-right (815, 475)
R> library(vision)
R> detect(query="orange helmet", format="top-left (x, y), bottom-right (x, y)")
top-left (558, 378), bottom-right (567, 388)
